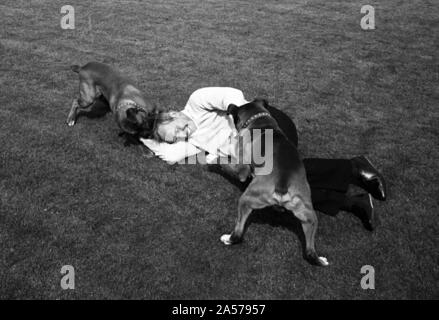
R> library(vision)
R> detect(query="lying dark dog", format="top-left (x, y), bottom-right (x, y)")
top-left (66, 62), bottom-right (157, 146)
top-left (220, 99), bottom-right (329, 266)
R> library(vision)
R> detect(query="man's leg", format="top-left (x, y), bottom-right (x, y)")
top-left (258, 103), bottom-right (385, 229)
top-left (303, 158), bottom-right (353, 194)
top-left (266, 104), bottom-right (387, 201)
top-left (310, 189), bottom-right (347, 216)
top-left (311, 189), bottom-right (375, 230)
top-left (303, 158), bottom-right (384, 229)
top-left (303, 157), bottom-right (387, 201)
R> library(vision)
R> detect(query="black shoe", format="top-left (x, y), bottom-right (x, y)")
top-left (351, 194), bottom-right (376, 231)
top-left (352, 156), bottom-right (387, 201)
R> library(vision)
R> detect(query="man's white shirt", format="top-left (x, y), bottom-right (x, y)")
top-left (140, 87), bottom-right (249, 164)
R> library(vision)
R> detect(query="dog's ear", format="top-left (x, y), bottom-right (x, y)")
top-left (227, 104), bottom-right (238, 115)
top-left (152, 101), bottom-right (162, 114)
top-left (238, 165), bottom-right (251, 182)
top-left (254, 98), bottom-right (269, 108)
top-left (126, 108), bottom-right (138, 123)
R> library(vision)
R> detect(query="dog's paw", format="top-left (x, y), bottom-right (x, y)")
top-left (220, 234), bottom-right (233, 245)
top-left (317, 256), bottom-right (329, 266)
top-left (306, 252), bottom-right (330, 266)
top-left (67, 119), bottom-right (76, 127)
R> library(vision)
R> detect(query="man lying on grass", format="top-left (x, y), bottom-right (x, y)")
top-left (141, 87), bottom-right (387, 229)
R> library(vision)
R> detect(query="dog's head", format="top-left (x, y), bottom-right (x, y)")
top-left (227, 98), bottom-right (270, 131)
top-left (121, 107), bottom-right (158, 138)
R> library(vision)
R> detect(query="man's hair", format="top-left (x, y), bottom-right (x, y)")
top-left (152, 111), bottom-right (177, 141)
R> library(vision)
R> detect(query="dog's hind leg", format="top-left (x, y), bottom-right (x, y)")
top-left (221, 178), bottom-right (271, 245)
top-left (220, 197), bottom-right (253, 245)
top-left (284, 196), bottom-right (329, 266)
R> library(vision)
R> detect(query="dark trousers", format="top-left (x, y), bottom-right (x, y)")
top-left (304, 158), bottom-right (353, 215)
top-left (266, 105), bottom-right (353, 215)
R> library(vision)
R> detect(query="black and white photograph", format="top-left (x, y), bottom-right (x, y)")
top-left (0, 0), bottom-right (437, 303)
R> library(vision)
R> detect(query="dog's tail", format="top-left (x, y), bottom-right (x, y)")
top-left (275, 168), bottom-right (294, 196)
top-left (274, 185), bottom-right (289, 196)
top-left (70, 65), bottom-right (81, 73)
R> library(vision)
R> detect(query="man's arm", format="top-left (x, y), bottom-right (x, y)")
top-left (140, 139), bottom-right (201, 164)
top-left (186, 87), bottom-right (249, 112)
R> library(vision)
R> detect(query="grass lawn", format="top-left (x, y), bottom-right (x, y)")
top-left (0, 0), bottom-right (438, 299)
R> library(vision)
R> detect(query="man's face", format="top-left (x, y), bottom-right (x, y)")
top-left (156, 111), bottom-right (192, 143)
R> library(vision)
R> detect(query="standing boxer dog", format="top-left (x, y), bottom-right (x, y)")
top-left (66, 62), bottom-right (156, 145)
top-left (220, 99), bottom-right (329, 266)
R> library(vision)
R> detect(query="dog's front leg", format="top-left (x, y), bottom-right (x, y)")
top-left (66, 99), bottom-right (80, 126)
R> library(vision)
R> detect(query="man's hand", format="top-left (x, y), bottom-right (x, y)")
top-left (139, 138), bottom-right (201, 164)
